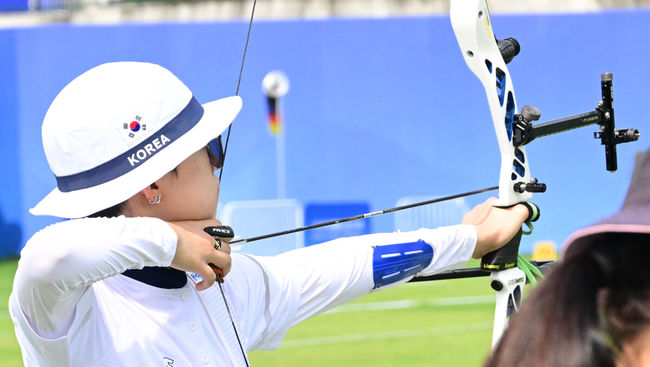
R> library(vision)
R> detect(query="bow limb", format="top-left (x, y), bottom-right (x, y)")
top-left (450, 0), bottom-right (533, 206)
top-left (450, 0), bottom-right (543, 348)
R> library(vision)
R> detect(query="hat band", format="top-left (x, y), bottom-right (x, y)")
top-left (55, 96), bottom-right (204, 192)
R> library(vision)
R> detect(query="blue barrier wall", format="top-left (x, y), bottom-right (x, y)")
top-left (0, 10), bottom-right (648, 256)
top-left (0, 30), bottom-right (22, 257)
top-left (305, 202), bottom-right (372, 246)
top-left (0, 0), bottom-right (28, 11)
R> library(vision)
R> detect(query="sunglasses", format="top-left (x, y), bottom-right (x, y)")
top-left (206, 136), bottom-right (224, 169)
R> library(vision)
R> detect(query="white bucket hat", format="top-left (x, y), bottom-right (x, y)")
top-left (30, 62), bottom-right (242, 218)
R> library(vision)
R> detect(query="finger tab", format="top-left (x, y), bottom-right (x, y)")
top-left (203, 226), bottom-right (235, 240)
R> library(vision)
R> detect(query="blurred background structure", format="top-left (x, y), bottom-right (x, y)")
top-left (2, 0), bottom-right (650, 24)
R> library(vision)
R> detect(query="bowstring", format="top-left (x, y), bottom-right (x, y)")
top-left (213, 2), bottom-right (257, 366)
top-left (219, 0), bottom-right (257, 182)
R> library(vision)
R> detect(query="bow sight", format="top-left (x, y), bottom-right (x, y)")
top-left (512, 73), bottom-right (640, 172)
top-left (498, 36), bottom-right (639, 188)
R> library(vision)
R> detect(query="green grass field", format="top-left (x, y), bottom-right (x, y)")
top-left (0, 259), bottom-right (499, 366)
top-left (0, 259), bottom-right (21, 366)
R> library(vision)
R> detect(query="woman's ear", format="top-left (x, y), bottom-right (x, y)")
top-left (122, 182), bottom-right (162, 216)
top-left (140, 182), bottom-right (160, 203)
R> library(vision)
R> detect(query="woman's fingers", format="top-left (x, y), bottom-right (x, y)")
top-left (462, 197), bottom-right (496, 226)
top-left (168, 222), bottom-right (232, 290)
top-left (218, 240), bottom-right (231, 255)
top-left (195, 263), bottom-right (218, 291)
top-left (467, 200), bottom-right (531, 258)
top-left (207, 247), bottom-right (232, 276)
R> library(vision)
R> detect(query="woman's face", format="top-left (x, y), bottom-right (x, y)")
top-left (153, 146), bottom-right (221, 221)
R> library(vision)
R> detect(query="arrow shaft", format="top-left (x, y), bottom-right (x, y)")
top-left (230, 186), bottom-right (498, 245)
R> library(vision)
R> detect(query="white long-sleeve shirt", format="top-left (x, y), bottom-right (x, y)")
top-left (10, 216), bottom-right (476, 366)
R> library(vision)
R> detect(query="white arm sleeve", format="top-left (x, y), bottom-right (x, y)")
top-left (227, 224), bottom-right (476, 350)
top-left (11, 216), bottom-right (178, 339)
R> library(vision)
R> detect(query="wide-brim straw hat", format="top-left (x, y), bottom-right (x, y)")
top-left (563, 147), bottom-right (650, 251)
top-left (30, 62), bottom-right (242, 218)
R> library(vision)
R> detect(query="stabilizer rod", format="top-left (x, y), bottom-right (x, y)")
top-left (409, 260), bottom-right (554, 283)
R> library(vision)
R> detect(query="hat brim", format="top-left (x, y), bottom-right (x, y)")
top-left (562, 205), bottom-right (650, 254)
top-left (30, 96), bottom-right (242, 219)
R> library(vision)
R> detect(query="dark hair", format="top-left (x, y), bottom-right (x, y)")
top-left (484, 233), bottom-right (650, 367)
top-left (87, 201), bottom-right (127, 218)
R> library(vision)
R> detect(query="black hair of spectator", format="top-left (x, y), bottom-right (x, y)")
top-left (484, 233), bottom-right (650, 367)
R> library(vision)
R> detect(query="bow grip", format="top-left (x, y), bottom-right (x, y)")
top-left (481, 229), bottom-right (522, 271)
top-left (481, 202), bottom-right (539, 272)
